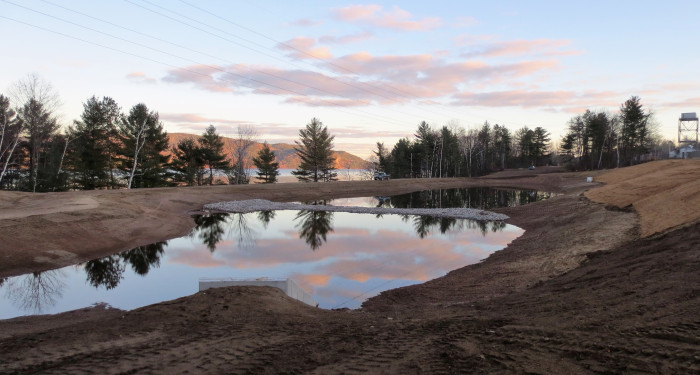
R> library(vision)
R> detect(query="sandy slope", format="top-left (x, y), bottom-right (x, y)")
top-left (0, 161), bottom-right (698, 374)
top-left (585, 159), bottom-right (700, 236)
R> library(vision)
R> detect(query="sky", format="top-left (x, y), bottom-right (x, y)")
top-left (1, 0), bottom-right (699, 158)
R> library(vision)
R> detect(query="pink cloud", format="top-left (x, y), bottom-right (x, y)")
top-left (126, 71), bottom-right (156, 84)
top-left (451, 89), bottom-right (623, 109)
top-left (661, 97), bottom-right (700, 108)
top-left (277, 37), bottom-right (333, 60)
top-left (162, 65), bottom-right (234, 93)
top-left (452, 90), bottom-right (573, 107)
top-left (376, 6), bottom-right (442, 31)
top-left (284, 96), bottom-right (371, 107)
top-left (332, 4), bottom-right (441, 31)
top-left (160, 113), bottom-right (249, 125)
top-left (458, 37), bottom-right (582, 59)
top-left (163, 55), bottom-right (559, 109)
top-left (287, 18), bottom-right (323, 27)
top-left (661, 82), bottom-right (699, 91)
top-left (332, 4), bottom-right (382, 21)
top-left (471, 39), bottom-right (578, 58)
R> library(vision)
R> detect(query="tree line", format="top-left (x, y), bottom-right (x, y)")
top-left (373, 95), bottom-right (666, 177)
top-left (559, 96), bottom-right (664, 170)
top-left (0, 75), bottom-right (280, 191)
top-left (0, 75), bottom-right (669, 192)
top-left (373, 121), bottom-right (552, 179)
top-left (0, 76), bottom-right (345, 191)
top-left (0, 91), bottom-right (237, 191)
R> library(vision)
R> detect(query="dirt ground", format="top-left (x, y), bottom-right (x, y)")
top-left (1, 161), bottom-right (699, 374)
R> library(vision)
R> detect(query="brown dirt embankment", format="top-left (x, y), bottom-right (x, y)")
top-left (0, 161), bottom-right (698, 374)
top-left (585, 159), bottom-right (700, 236)
top-left (0, 178), bottom-right (510, 278)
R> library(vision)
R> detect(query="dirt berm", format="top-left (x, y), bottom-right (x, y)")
top-left (0, 160), bottom-right (698, 374)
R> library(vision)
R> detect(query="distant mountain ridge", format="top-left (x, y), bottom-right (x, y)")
top-left (168, 133), bottom-right (369, 170)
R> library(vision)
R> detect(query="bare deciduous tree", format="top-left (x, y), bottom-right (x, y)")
top-left (127, 118), bottom-right (148, 189)
top-left (5, 270), bottom-right (66, 314)
top-left (7, 73), bottom-right (62, 114)
top-left (227, 125), bottom-right (257, 184)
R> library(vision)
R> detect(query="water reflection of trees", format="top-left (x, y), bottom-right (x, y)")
top-left (84, 241), bottom-right (167, 290)
top-left (257, 210), bottom-right (275, 228)
top-left (190, 212), bottom-right (263, 251)
top-left (409, 215), bottom-right (506, 238)
top-left (189, 195), bottom-right (511, 252)
top-left (192, 213), bottom-right (228, 252)
top-left (295, 210), bottom-right (334, 251)
top-left (3, 270), bottom-right (66, 313)
top-left (387, 188), bottom-right (553, 210)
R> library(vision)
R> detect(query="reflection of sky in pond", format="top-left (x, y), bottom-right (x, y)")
top-left (1, 197), bottom-right (525, 319)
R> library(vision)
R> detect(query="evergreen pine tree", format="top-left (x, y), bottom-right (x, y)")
top-left (292, 118), bottom-right (336, 182)
top-left (118, 104), bottom-right (170, 188)
top-left (170, 137), bottom-right (204, 186)
top-left (18, 99), bottom-right (58, 192)
top-left (198, 125), bottom-right (229, 185)
top-left (619, 96), bottom-right (650, 165)
top-left (72, 96), bottom-right (120, 190)
top-left (252, 142), bottom-right (279, 183)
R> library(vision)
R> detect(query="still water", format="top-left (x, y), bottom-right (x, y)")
top-left (0, 189), bottom-right (549, 319)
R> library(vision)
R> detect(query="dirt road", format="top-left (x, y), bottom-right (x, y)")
top-left (0, 160), bottom-right (698, 374)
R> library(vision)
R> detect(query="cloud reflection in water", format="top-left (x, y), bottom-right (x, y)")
top-left (166, 208), bottom-right (522, 308)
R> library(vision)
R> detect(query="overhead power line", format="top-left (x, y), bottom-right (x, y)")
top-left (35, 0), bottom-right (479, 127)
top-left (0, 13), bottom-right (410, 127)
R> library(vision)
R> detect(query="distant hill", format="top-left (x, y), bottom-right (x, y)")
top-left (167, 133), bottom-right (369, 170)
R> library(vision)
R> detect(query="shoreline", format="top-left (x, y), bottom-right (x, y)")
top-left (202, 198), bottom-right (510, 221)
top-left (1, 161), bottom-right (698, 374)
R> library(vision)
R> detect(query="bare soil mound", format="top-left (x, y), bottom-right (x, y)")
top-left (1, 163), bottom-right (698, 374)
top-left (585, 159), bottom-right (700, 236)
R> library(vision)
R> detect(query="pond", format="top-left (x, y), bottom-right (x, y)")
top-left (0, 188), bottom-right (552, 319)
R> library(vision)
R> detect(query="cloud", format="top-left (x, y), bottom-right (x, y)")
top-left (460, 38), bottom-right (582, 58)
top-left (162, 65), bottom-right (234, 93)
top-left (332, 4), bottom-right (442, 31)
top-left (332, 4), bottom-right (382, 21)
top-left (661, 97), bottom-right (700, 108)
top-left (287, 18), bottom-right (324, 27)
top-left (126, 71), bottom-right (156, 84)
top-left (661, 82), bottom-right (699, 91)
top-left (284, 96), bottom-right (371, 107)
top-left (277, 37), bottom-right (333, 60)
top-left (160, 113), bottom-right (248, 125)
top-left (451, 89), bottom-right (621, 109)
top-left (162, 56), bottom-right (559, 108)
top-left (319, 32), bottom-right (374, 45)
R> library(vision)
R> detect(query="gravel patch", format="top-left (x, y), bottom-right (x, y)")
top-left (203, 199), bottom-right (509, 221)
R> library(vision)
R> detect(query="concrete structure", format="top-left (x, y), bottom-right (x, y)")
top-left (199, 277), bottom-right (317, 307)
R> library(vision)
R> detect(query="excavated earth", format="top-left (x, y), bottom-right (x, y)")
top-left (0, 160), bottom-right (698, 374)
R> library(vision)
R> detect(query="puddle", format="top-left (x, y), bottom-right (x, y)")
top-left (0, 190), bottom-right (542, 319)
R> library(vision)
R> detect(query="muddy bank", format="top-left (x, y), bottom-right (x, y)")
top-left (0, 162), bottom-right (698, 374)
top-left (0, 168), bottom-right (570, 279)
